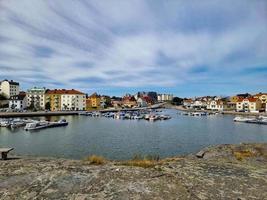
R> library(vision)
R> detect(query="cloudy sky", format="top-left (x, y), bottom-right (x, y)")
top-left (0, 0), bottom-right (266, 97)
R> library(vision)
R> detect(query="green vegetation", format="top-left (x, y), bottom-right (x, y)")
top-left (171, 97), bottom-right (183, 105)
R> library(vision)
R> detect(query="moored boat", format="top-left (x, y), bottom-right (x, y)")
top-left (24, 121), bottom-right (50, 131)
top-left (49, 119), bottom-right (69, 127)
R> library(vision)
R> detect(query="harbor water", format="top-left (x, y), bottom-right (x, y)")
top-left (0, 109), bottom-right (267, 160)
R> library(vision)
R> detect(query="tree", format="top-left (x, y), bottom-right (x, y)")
top-left (45, 102), bottom-right (51, 110)
top-left (172, 97), bottom-right (183, 105)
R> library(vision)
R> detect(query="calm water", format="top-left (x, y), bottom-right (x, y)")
top-left (0, 109), bottom-right (266, 160)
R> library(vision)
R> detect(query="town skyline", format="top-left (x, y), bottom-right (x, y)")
top-left (1, 0), bottom-right (267, 97)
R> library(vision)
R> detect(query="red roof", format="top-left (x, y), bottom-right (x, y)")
top-left (240, 97), bottom-right (259, 103)
top-left (46, 89), bottom-right (84, 95)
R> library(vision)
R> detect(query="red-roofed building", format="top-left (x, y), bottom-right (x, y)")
top-left (46, 89), bottom-right (85, 111)
top-left (122, 96), bottom-right (137, 108)
top-left (236, 97), bottom-right (262, 113)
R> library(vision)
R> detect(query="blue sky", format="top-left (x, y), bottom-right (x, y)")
top-left (0, 0), bottom-right (266, 97)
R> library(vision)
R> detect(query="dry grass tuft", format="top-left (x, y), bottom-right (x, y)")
top-left (233, 150), bottom-right (255, 161)
top-left (119, 154), bottom-right (160, 168)
top-left (86, 155), bottom-right (106, 165)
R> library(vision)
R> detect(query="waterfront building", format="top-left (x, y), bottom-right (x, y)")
top-left (9, 92), bottom-right (27, 111)
top-left (86, 93), bottom-right (101, 110)
top-left (230, 96), bottom-right (244, 103)
top-left (45, 90), bottom-right (62, 111)
top-left (137, 97), bottom-right (148, 107)
top-left (135, 91), bottom-right (158, 102)
top-left (61, 90), bottom-right (86, 111)
top-left (0, 79), bottom-right (20, 98)
top-left (206, 100), bottom-right (225, 111)
top-left (46, 89), bottom-right (86, 111)
top-left (253, 93), bottom-right (267, 111)
top-left (236, 97), bottom-right (262, 113)
top-left (157, 94), bottom-right (173, 102)
top-left (191, 100), bottom-right (207, 110)
top-left (183, 99), bottom-right (193, 109)
top-left (111, 97), bottom-right (122, 108)
top-left (122, 96), bottom-right (137, 108)
top-left (26, 87), bottom-right (46, 110)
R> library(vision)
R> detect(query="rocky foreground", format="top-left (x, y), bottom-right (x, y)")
top-left (0, 143), bottom-right (267, 200)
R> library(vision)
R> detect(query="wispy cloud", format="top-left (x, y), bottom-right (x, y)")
top-left (0, 0), bottom-right (266, 96)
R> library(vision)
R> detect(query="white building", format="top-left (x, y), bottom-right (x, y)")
top-left (157, 94), bottom-right (173, 101)
top-left (61, 89), bottom-right (86, 111)
top-left (26, 87), bottom-right (46, 110)
top-left (207, 100), bottom-right (225, 111)
top-left (0, 79), bottom-right (20, 98)
top-left (9, 92), bottom-right (27, 111)
top-left (236, 97), bottom-right (262, 113)
top-left (137, 97), bottom-right (148, 107)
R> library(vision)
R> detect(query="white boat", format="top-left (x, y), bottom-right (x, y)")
top-left (233, 116), bottom-right (254, 122)
top-left (159, 115), bottom-right (171, 120)
top-left (49, 119), bottom-right (68, 127)
top-left (10, 121), bottom-right (26, 129)
top-left (24, 121), bottom-right (49, 131)
top-left (0, 120), bottom-right (11, 127)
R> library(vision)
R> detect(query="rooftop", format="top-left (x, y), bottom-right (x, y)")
top-left (1, 79), bottom-right (19, 86)
top-left (46, 89), bottom-right (84, 95)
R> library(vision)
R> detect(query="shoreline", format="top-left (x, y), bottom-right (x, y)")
top-left (172, 105), bottom-right (267, 116)
top-left (0, 103), bottom-right (166, 118)
top-left (1, 143), bottom-right (266, 199)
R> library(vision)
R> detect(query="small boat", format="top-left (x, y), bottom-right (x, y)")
top-left (10, 121), bottom-right (26, 129)
top-left (0, 120), bottom-right (11, 127)
top-left (160, 115), bottom-right (171, 120)
top-left (24, 121), bottom-right (50, 131)
top-left (49, 119), bottom-right (68, 127)
top-left (233, 117), bottom-right (254, 122)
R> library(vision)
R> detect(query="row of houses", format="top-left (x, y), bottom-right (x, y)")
top-left (183, 93), bottom-right (267, 113)
top-left (1, 79), bottom-right (170, 111)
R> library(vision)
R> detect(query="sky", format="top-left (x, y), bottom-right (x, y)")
top-left (0, 0), bottom-right (267, 97)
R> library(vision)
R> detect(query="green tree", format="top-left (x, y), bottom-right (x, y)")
top-left (45, 102), bottom-right (51, 110)
top-left (172, 97), bottom-right (183, 105)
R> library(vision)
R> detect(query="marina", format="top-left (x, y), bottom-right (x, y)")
top-left (0, 118), bottom-right (69, 130)
top-left (0, 109), bottom-right (266, 160)
top-left (79, 110), bottom-right (171, 122)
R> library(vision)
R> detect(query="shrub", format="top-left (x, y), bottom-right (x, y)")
top-left (120, 154), bottom-right (160, 168)
top-left (233, 150), bottom-right (255, 161)
top-left (86, 155), bottom-right (106, 165)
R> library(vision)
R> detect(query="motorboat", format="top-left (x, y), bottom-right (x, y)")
top-left (24, 121), bottom-right (50, 131)
top-left (233, 116), bottom-right (254, 122)
top-left (49, 119), bottom-right (69, 127)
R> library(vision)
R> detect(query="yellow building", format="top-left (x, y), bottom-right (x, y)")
top-left (86, 93), bottom-right (101, 110)
top-left (254, 93), bottom-right (267, 104)
top-left (45, 90), bottom-right (62, 111)
top-left (230, 96), bottom-right (244, 103)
